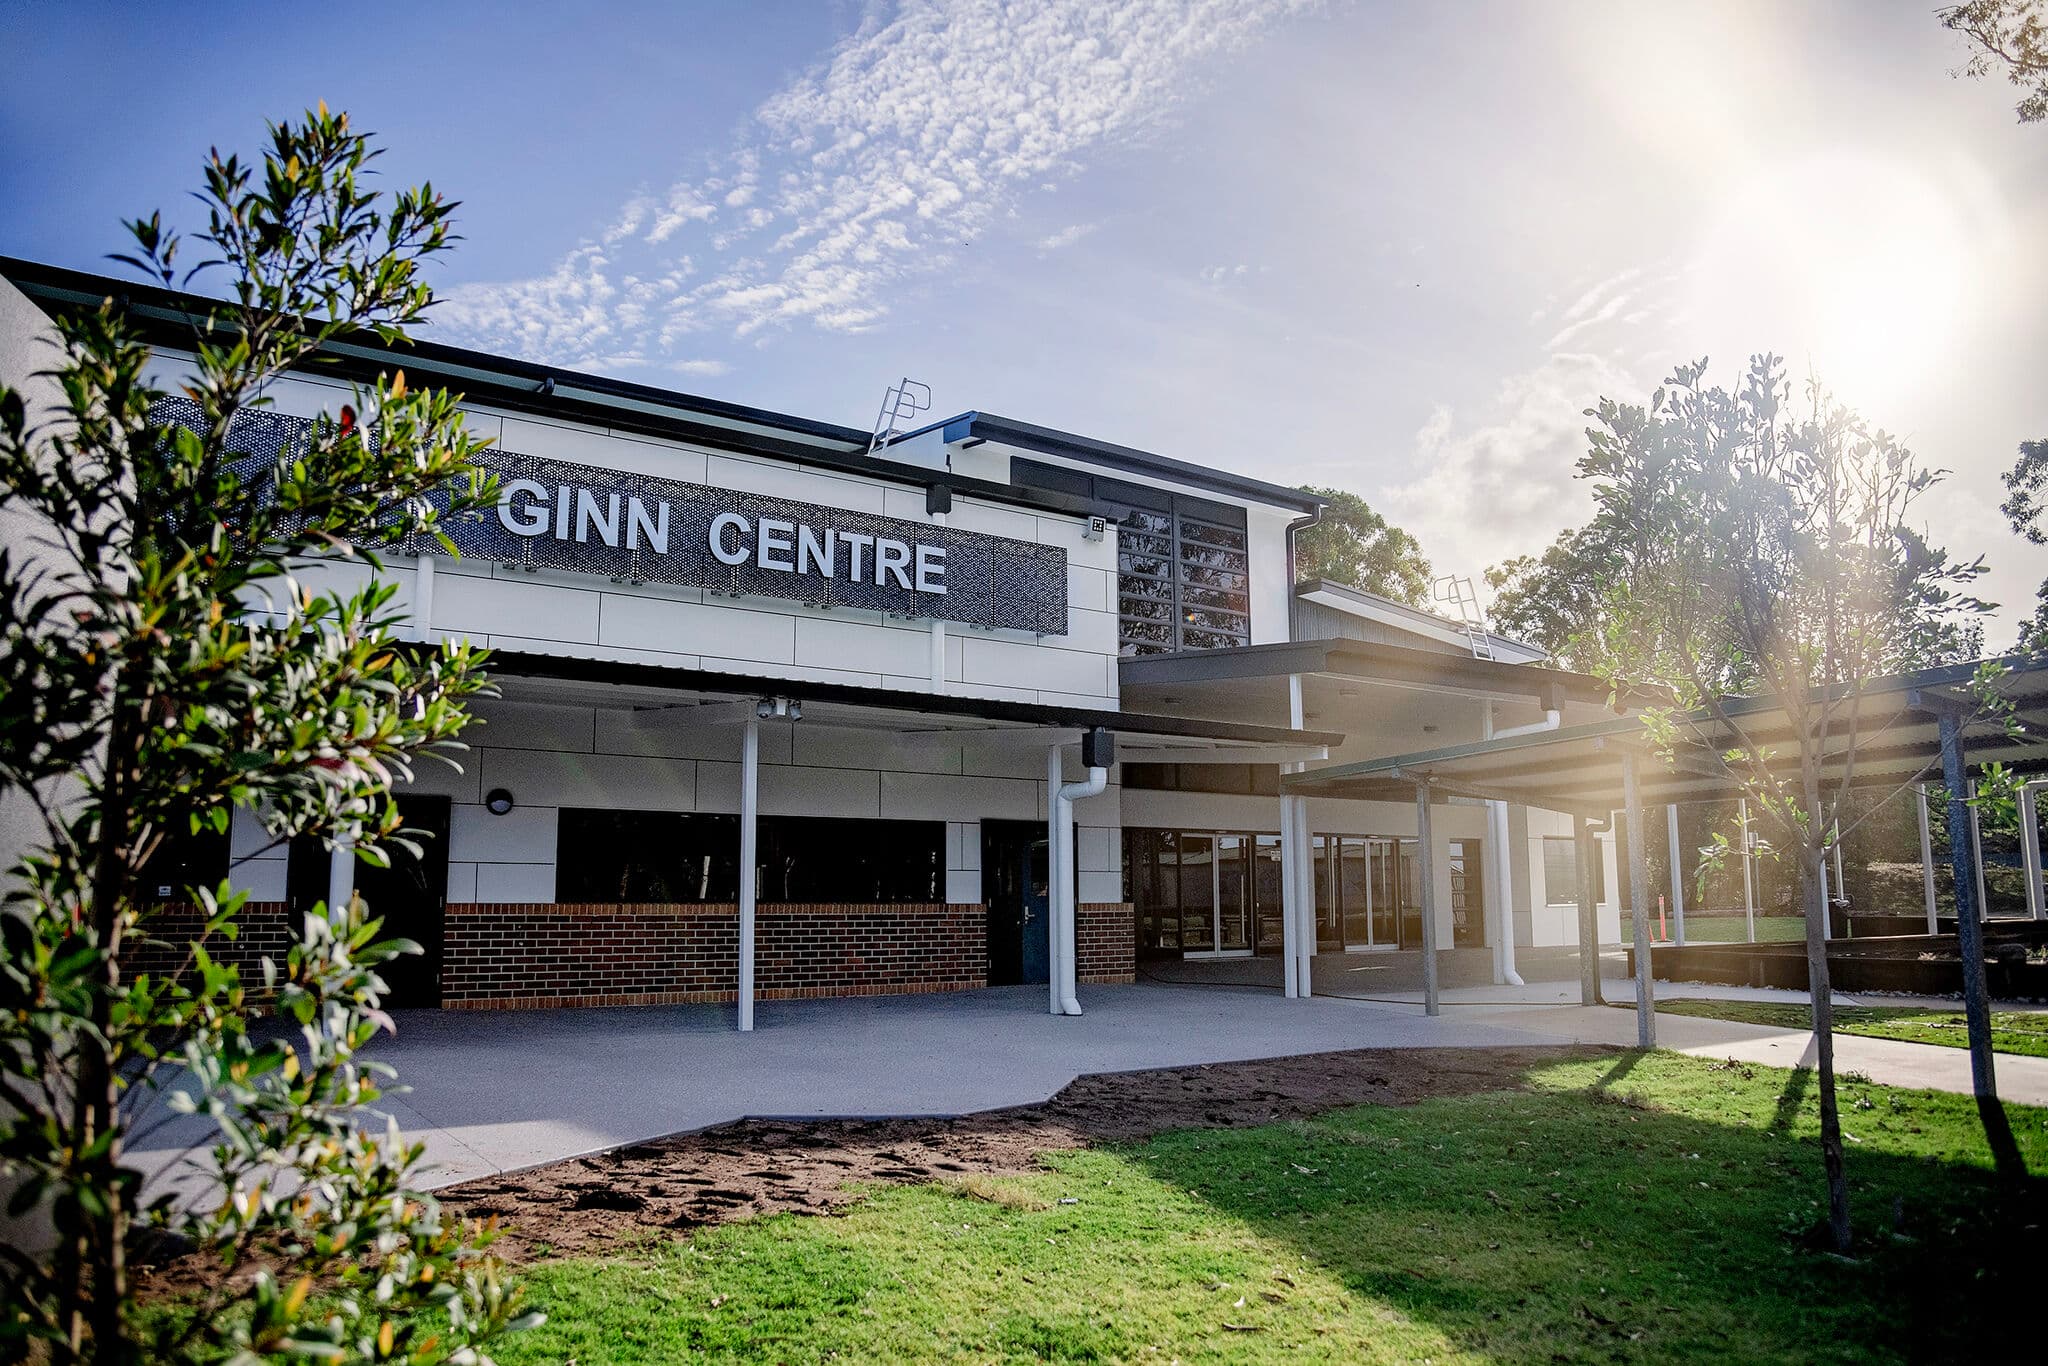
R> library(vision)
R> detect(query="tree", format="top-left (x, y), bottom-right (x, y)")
top-left (1484, 522), bottom-right (1636, 673)
top-left (1942, 1), bottom-right (2048, 122)
top-left (1999, 436), bottom-right (2048, 651)
top-left (0, 108), bottom-right (537, 1361)
top-left (1294, 486), bottom-right (1433, 606)
top-left (1574, 354), bottom-right (2004, 1252)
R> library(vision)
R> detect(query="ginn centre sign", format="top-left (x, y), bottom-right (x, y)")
top-left (149, 397), bottom-right (1069, 634)
top-left (466, 452), bottom-right (1068, 633)
top-left (495, 479), bottom-right (952, 596)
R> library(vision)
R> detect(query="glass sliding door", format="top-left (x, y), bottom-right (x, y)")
top-left (1179, 834), bottom-right (1216, 953)
top-left (1314, 835), bottom-right (1344, 950)
top-left (1217, 835), bottom-right (1252, 952)
top-left (1253, 834), bottom-right (1285, 952)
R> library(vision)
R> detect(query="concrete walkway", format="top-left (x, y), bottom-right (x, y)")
top-left (126, 982), bottom-right (1562, 1195)
top-left (125, 978), bottom-right (2048, 1202)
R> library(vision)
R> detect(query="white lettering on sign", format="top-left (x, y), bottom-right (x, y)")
top-left (503, 482), bottom-right (950, 596)
top-left (690, 512), bottom-right (947, 593)
top-left (501, 481), bottom-right (671, 554)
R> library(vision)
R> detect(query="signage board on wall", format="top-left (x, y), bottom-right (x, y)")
top-left (153, 399), bottom-right (1069, 634)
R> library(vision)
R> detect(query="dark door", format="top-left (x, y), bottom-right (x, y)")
top-left (359, 796), bottom-right (451, 1007)
top-left (287, 796), bottom-right (451, 1008)
top-left (983, 820), bottom-right (1050, 986)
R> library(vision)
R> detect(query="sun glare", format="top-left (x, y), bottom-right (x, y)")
top-left (1684, 151), bottom-right (1988, 413)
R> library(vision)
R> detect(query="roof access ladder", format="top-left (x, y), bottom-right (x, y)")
top-left (1433, 574), bottom-right (1495, 660)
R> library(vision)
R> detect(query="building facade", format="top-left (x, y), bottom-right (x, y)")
top-left (1, 260), bottom-right (1625, 1022)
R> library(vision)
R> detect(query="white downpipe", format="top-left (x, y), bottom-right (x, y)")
top-left (1054, 762), bottom-right (1107, 1017)
top-left (738, 717), bottom-right (759, 1032)
top-left (1046, 746), bottom-right (1065, 1017)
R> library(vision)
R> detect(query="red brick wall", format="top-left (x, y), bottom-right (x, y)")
top-left (440, 903), bottom-right (988, 1010)
top-left (122, 901), bottom-right (295, 983)
top-left (1077, 901), bottom-right (1136, 984)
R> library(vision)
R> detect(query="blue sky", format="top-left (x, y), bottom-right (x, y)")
top-left (4, 0), bottom-right (2044, 639)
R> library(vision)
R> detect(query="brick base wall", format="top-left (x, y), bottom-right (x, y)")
top-left (122, 901), bottom-right (295, 983)
top-left (1077, 901), bottom-right (1136, 984)
top-left (441, 903), bottom-right (988, 1010)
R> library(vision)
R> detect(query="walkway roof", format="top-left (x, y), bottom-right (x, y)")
top-left (1284, 655), bottom-right (2048, 818)
top-left (482, 648), bottom-right (1343, 758)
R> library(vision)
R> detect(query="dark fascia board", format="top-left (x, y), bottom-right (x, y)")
top-left (0, 257), bottom-right (1105, 522)
top-left (1119, 636), bottom-right (1626, 709)
top-left (908, 411), bottom-right (1325, 515)
top-left (475, 647), bottom-right (1345, 748)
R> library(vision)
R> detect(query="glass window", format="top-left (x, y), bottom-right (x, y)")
top-left (1543, 836), bottom-right (1604, 906)
top-left (557, 810), bottom-right (738, 903)
top-left (1115, 504), bottom-right (1253, 656)
top-left (141, 821), bottom-right (231, 902)
top-left (555, 811), bottom-right (942, 905)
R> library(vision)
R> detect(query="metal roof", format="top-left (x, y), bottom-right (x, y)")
top-left (1284, 655), bottom-right (2048, 817)
top-left (1119, 635), bottom-right (1646, 710)
top-left (480, 648), bottom-right (1344, 750)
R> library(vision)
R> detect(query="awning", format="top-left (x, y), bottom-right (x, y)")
top-left (479, 647), bottom-right (1343, 760)
top-left (1284, 655), bottom-right (2048, 816)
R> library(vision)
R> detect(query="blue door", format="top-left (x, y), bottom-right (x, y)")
top-left (984, 821), bottom-right (1050, 986)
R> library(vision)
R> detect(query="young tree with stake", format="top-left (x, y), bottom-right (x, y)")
top-left (0, 108), bottom-right (538, 1361)
top-left (1573, 354), bottom-right (2009, 1252)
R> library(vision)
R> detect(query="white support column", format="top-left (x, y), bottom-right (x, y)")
top-left (1414, 782), bottom-right (1440, 1017)
top-left (1292, 793), bottom-right (1314, 998)
top-left (1831, 832), bottom-right (1847, 932)
top-left (1739, 798), bottom-right (1756, 943)
top-left (1279, 794), bottom-right (1300, 998)
top-left (1666, 803), bottom-right (1686, 945)
top-left (738, 717), bottom-right (759, 1032)
top-left (1047, 745), bottom-right (1065, 1017)
top-left (1620, 749), bottom-right (1656, 1049)
top-left (1283, 674), bottom-right (1308, 1000)
top-left (2022, 782), bottom-right (2045, 921)
top-left (1917, 783), bottom-right (1940, 933)
top-left (1969, 780), bottom-right (1989, 920)
top-left (326, 830), bottom-right (357, 924)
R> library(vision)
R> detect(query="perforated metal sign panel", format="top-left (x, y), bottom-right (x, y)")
top-left (149, 397), bottom-right (1069, 635)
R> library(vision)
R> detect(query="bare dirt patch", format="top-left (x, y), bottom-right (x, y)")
top-left (438, 1044), bottom-right (1601, 1262)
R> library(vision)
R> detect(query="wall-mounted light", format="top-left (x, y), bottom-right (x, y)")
top-left (485, 788), bottom-right (516, 815)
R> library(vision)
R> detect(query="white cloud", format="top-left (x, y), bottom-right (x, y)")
top-left (1037, 222), bottom-right (1098, 251)
top-left (667, 358), bottom-right (732, 377)
top-left (1378, 349), bottom-right (1645, 589)
top-left (438, 0), bottom-right (1317, 368)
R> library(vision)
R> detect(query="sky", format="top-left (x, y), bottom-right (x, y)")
top-left (4, 0), bottom-right (2044, 641)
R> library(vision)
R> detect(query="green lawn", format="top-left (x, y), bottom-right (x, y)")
top-left (1673, 915), bottom-right (1806, 943)
top-left (1655, 998), bottom-right (2048, 1058)
top-left (494, 1054), bottom-right (2047, 1364)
